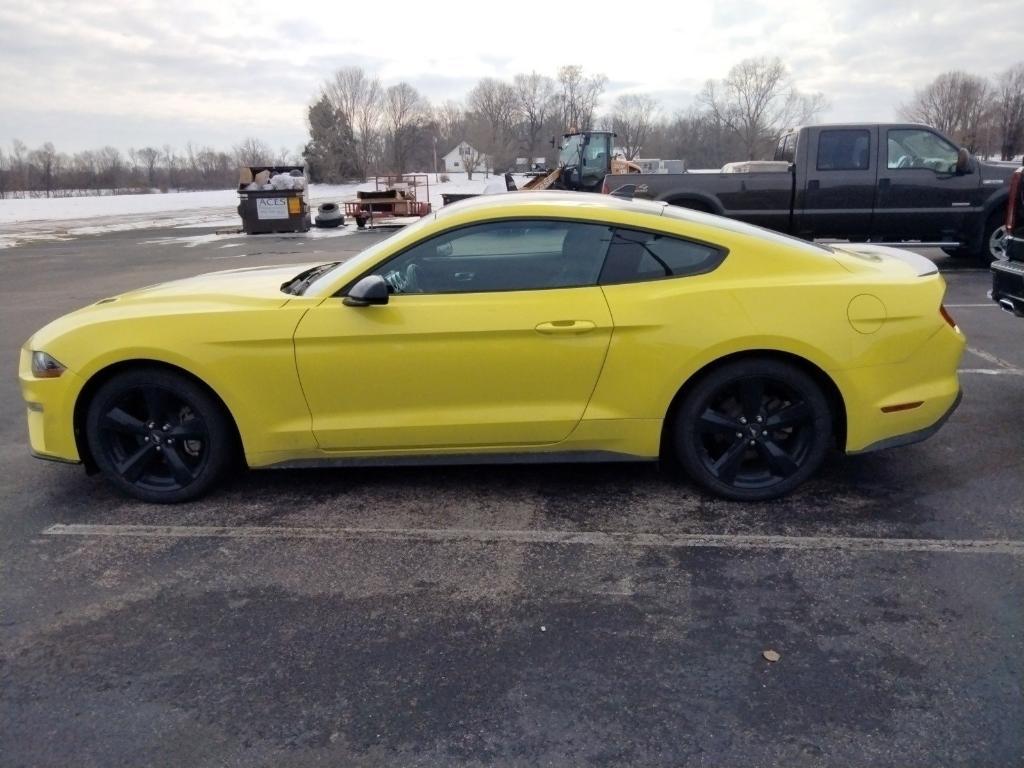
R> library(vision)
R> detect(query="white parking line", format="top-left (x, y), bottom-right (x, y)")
top-left (966, 347), bottom-right (1021, 370)
top-left (41, 523), bottom-right (1024, 556)
top-left (959, 368), bottom-right (1024, 375)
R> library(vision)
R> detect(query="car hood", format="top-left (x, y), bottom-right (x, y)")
top-left (109, 262), bottom-right (324, 305)
top-left (24, 262), bottom-right (323, 354)
top-left (978, 160), bottom-right (1018, 186)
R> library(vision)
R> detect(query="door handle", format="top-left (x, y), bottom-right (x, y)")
top-left (535, 320), bottom-right (597, 335)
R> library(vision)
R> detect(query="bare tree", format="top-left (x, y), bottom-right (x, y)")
top-left (993, 63), bottom-right (1024, 160)
top-left (324, 66), bottom-right (383, 179)
top-left (514, 72), bottom-right (556, 161)
top-left (384, 82), bottom-right (429, 174)
top-left (699, 57), bottom-right (828, 160)
top-left (898, 71), bottom-right (991, 151)
top-left (29, 142), bottom-right (60, 197)
top-left (435, 100), bottom-right (465, 148)
top-left (459, 113), bottom-right (495, 180)
top-left (467, 78), bottom-right (518, 166)
top-left (608, 94), bottom-right (660, 159)
top-left (95, 146), bottom-right (123, 193)
top-left (137, 147), bottom-right (161, 188)
top-left (233, 137), bottom-right (275, 166)
top-left (557, 65), bottom-right (607, 132)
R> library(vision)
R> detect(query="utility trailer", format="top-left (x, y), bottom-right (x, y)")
top-left (344, 174), bottom-right (432, 228)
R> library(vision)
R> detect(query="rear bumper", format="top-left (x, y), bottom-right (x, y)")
top-left (848, 390), bottom-right (961, 454)
top-left (991, 253), bottom-right (1024, 317)
top-left (838, 323), bottom-right (964, 453)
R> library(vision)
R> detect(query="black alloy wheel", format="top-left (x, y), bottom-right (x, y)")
top-left (673, 359), bottom-right (832, 501)
top-left (86, 369), bottom-right (234, 502)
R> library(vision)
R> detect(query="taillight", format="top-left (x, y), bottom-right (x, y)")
top-left (1007, 168), bottom-right (1022, 231)
top-left (940, 305), bottom-right (958, 330)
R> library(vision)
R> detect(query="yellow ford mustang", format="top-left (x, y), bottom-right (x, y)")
top-left (20, 192), bottom-right (964, 503)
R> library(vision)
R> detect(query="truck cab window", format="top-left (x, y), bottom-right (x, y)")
top-left (816, 129), bottom-right (870, 171)
top-left (774, 132), bottom-right (797, 163)
top-left (887, 129), bottom-right (958, 173)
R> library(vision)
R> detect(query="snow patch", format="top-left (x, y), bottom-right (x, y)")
top-left (0, 173), bottom-right (529, 249)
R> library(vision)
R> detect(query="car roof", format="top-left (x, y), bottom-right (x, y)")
top-left (433, 189), bottom-right (834, 257)
top-left (434, 190), bottom-right (670, 220)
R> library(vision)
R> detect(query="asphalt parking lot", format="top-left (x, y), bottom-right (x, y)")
top-left (1, 224), bottom-right (1022, 767)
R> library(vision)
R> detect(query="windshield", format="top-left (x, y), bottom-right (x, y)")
top-left (559, 134), bottom-right (584, 168)
top-left (297, 215), bottom-right (439, 295)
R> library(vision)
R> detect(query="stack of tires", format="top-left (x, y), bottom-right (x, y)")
top-left (315, 203), bottom-right (345, 229)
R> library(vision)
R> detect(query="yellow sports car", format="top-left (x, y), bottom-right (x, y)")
top-left (20, 192), bottom-right (964, 503)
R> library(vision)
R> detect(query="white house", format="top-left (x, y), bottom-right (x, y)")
top-left (442, 141), bottom-right (488, 174)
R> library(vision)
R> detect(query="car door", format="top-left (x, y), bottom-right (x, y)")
top-left (293, 219), bottom-right (615, 451)
top-left (797, 127), bottom-right (878, 240)
top-left (872, 127), bottom-right (983, 243)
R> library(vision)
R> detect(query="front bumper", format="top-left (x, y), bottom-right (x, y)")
top-left (19, 347), bottom-right (82, 463)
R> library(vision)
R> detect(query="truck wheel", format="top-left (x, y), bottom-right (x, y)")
top-left (977, 209), bottom-right (1008, 264)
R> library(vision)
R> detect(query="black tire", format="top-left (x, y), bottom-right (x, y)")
top-left (85, 368), bottom-right (235, 503)
top-left (975, 208), bottom-right (1008, 264)
top-left (670, 358), bottom-right (832, 501)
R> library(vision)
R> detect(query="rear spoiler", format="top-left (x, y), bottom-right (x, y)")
top-left (834, 244), bottom-right (938, 276)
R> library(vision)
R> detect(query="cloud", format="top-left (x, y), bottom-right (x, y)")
top-left (0, 0), bottom-right (1020, 152)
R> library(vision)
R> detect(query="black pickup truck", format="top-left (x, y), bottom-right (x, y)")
top-left (605, 123), bottom-right (1016, 263)
top-left (991, 166), bottom-right (1024, 316)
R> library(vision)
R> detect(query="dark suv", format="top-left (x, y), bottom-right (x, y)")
top-left (991, 167), bottom-right (1024, 317)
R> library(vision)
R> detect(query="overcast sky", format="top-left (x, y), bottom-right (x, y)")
top-left (0, 0), bottom-right (1020, 154)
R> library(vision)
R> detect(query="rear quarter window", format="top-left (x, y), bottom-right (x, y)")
top-left (599, 227), bottom-right (725, 284)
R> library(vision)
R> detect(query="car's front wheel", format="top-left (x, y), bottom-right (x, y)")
top-left (671, 359), bottom-right (832, 501)
top-left (85, 368), bottom-right (236, 503)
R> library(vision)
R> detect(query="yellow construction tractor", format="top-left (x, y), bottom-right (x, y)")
top-left (517, 131), bottom-right (641, 193)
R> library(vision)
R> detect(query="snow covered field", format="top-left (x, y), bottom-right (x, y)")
top-left (0, 173), bottom-right (525, 249)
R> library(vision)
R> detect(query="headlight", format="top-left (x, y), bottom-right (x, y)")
top-left (31, 351), bottom-right (66, 378)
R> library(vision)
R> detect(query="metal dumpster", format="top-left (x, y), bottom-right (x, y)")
top-left (237, 165), bottom-right (311, 234)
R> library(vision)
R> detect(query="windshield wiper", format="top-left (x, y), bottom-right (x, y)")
top-left (281, 262), bottom-right (340, 295)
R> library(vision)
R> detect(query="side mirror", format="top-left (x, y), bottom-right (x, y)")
top-left (956, 147), bottom-right (971, 175)
top-left (343, 275), bottom-right (389, 307)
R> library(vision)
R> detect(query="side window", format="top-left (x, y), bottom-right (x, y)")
top-left (781, 133), bottom-right (797, 164)
top-left (816, 129), bottom-right (870, 171)
top-left (599, 227), bottom-right (724, 285)
top-left (887, 129), bottom-right (958, 172)
top-left (368, 219), bottom-right (612, 295)
top-left (774, 135), bottom-right (787, 162)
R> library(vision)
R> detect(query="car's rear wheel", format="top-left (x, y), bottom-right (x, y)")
top-left (671, 359), bottom-right (832, 501)
top-left (85, 368), bottom-right (235, 503)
